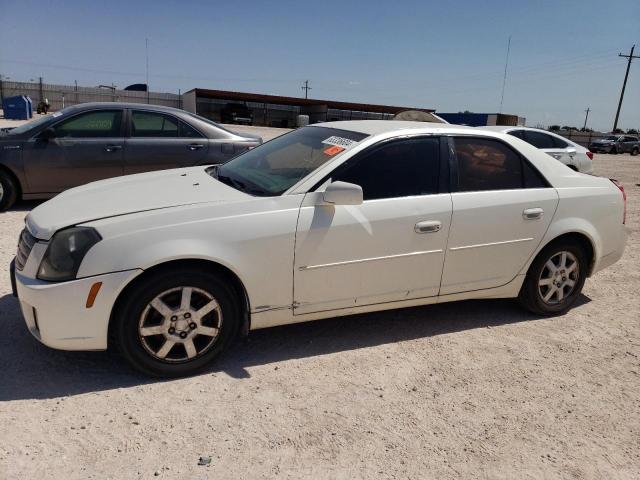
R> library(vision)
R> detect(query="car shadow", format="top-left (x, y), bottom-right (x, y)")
top-left (7, 200), bottom-right (43, 212)
top-left (0, 292), bottom-right (591, 401)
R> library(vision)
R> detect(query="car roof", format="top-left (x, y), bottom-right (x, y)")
top-left (310, 120), bottom-right (474, 136)
top-left (65, 102), bottom-right (187, 114)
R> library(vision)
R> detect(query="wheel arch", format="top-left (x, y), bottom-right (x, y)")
top-left (107, 258), bottom-right (251, 349)
top-left (0, 163), bottom-right (23, 198)
top-left (526, 230), bottom-right (597, 278)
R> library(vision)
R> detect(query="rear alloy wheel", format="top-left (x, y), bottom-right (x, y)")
top-left (519, 241), bottom-right (587, 315)
top-left (631, 147), bottom-right (639, 156)
top-left (113, 268), bottom-right (240, 377)
top-left (0, 170), bottom-right (19, 211)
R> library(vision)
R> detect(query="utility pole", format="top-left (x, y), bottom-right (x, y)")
top-left (145, 38), bottom-right (150, 104)
top-left (301, 80), bottom-right (311, 99)
top-left (613, 44), bottom-right (639, 132)
top-left (583, 107), bottom-right (590, 131)
top-left (499, 35), bottom-right (511, 113)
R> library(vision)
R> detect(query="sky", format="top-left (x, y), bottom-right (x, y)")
top-left (1, 0), bottom-right (639, 132)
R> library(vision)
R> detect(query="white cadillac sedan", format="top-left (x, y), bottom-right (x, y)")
top-left (478, 126), bottom-right (594, 174)
top-left (11, 121), bottom-right (627, 377)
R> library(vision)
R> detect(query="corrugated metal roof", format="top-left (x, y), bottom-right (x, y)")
top-left (185, 88), bottom-right (434, 114)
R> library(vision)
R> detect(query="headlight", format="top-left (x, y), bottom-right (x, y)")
top-left (37, 227), bottom-right (102, 282)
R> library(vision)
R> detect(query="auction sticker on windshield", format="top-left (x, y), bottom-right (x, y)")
top-left (322, 136), bottom-right (357, 149)
top-left (323, 145), bottom-right (345, 156)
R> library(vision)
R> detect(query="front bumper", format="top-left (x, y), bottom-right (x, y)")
top-left (13, 265), bottom-right (142, 351)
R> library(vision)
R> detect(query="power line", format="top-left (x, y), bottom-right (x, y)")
top-left (613, 44), bottom-right (639, 131)
top-left (302, 80), bottom-right (311, 99)
top-left (499, 35), bottom-right (511, 113)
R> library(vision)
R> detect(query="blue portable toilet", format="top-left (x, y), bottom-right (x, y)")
top-left (2, 95), bottom-right (30, 120)
top-left (25, 96), bottom-right (33, 118)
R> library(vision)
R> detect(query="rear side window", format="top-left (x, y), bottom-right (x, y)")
top-left (523, 131), bottom-right (556, 149)
top-left (131, 111), bottom-right (179, 138)
top-left (54, 110), bottom-right (122, 138)
top-left (507, 130), bottom-right (525, 140)
top-left (180, 121), bottom-right (204, 138)
top-left (453, 137), bottom-right (548, 191)
top-left (329, 137), bottom-right (440, 200)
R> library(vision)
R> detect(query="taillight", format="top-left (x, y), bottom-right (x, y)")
top-left (586, 151), bottom-right (593, 160)
top-left (611, 179), bottom-right (626, 224)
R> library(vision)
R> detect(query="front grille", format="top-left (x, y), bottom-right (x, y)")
top-left (15, 228), bottom-right (37, 271)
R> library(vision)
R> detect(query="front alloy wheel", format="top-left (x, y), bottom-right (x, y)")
top-left (113, 268), bottom-right (240, 377)
top-left (139, 287), bottom-right (223, 362)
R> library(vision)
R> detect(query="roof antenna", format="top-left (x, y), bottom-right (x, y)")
top-left (499, 35), bottom-right (511, 113)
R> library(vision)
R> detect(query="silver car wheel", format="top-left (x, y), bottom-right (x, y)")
top-left (538, 251), bottom-right (579, 305)
top-left (138, 286), bottom-right (223, 363)
top-left (0, 182), bottom-right (4, 201)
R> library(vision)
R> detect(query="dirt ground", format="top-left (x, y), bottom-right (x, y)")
top-left (0, 123), bottom-right (638, 478)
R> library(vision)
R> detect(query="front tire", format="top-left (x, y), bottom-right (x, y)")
top-left (0, 170), bottom-right (19, 211)
top-left (112, 268), bottom-right (240, 377)
top-left (518, 240), bottom-right (588, 316)
top-left (631, 146), bottom-right (639, 156)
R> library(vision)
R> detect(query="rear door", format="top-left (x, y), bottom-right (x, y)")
top-left (124, 110), bottom-right (209, 174)
top-left (22, 109), bottom-right (124, 193)
top-left (440, 136), bottom-right (558, 295)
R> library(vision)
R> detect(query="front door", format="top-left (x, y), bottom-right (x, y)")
top-left (294, 136), bottom-right (452, 315)
top-left (440, 136), bottom-right (559, 295)
top-left (22, 109), bottom-right (124, 193)
top-left (124, 110), bottom-right (209, 174)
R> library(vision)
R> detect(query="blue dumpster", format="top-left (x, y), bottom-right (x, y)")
top-left (2, 95), bottom-right (32, 120)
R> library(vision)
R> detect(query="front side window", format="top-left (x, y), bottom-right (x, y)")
top-left (54, 110), bottom-right (122, 138)
top-left (454, 137), bottom-right (523, 191)
top-left (214, 126), bottom-right (368, 196)
top-left (131, 111), bottom-right (179, 138)
top-left (328, 137), bottom-right (440, 200)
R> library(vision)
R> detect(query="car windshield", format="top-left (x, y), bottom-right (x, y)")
top-left (212, 126), bottom-right (368, 196)
top-left (3, 112), bottom-right (61, 135)
top-left (185, 112), bottom-right (238, 135)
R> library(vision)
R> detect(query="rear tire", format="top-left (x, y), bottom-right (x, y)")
top-left (631, 147), bottom-right (639, 156)
top-left (0, 170), bottom-right (19, 211)
top-left (112, 267), bottom-right (241, 377)
top-left (518, 240), bottom-right (588, 316)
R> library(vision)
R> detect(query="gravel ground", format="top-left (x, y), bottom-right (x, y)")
top-left (0, 123), bottom-right (638, 478)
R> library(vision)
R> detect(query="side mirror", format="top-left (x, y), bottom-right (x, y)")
top-left (322, 181), bottom-right (363, 206)
top-left (566, 147), bottom-right (577, 155)
top-left (40, 127), bottom-right (56, 140)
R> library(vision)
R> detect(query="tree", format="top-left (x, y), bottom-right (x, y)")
top-left (549, 125), bottom-right (561, 131)
top-left (627, 128), bottom-right (638, 134)
top-left (612, 128), bottom-right (624, 134)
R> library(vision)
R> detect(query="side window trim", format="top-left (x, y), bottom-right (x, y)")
top-left (446, 134), bottom-right (551, 192)
top-left (311, 134), bottom-right (446, 198)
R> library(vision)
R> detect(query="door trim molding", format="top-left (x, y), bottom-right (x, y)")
top-left (449, 237), bottom-right (534, 251)
top-left (299, 249), bottom-right (443, 271)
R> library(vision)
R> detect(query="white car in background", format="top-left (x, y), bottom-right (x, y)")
top-left (479, 126), bottom-right (593, 174)
top-left (11, 121), bottom-right (626, 377)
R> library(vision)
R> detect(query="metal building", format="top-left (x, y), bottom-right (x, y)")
top-left (182, 88), bottom-right (437, 128)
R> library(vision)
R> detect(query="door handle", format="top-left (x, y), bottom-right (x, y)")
top-left (188, 143), bottom-right (204, 151)
top-left (105, 145), bottom-right (122, 152)
top-left (415, 220), bottom-right (441, 234)
top-left (523, 208), bottom-right (544, 220)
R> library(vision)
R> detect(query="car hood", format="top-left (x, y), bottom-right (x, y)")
top-left (26, 167), bottom-right (249, 240)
